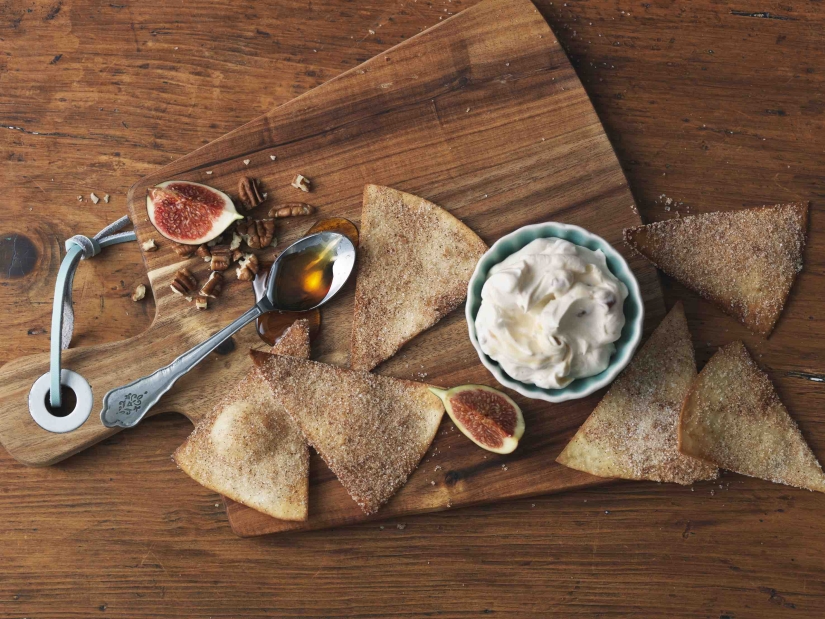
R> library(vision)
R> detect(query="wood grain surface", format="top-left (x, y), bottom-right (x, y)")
top-left (0, 0), bottom-right (823, 616)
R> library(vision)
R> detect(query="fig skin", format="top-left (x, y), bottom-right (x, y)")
top-left (147, 180), bottom-right (243, 245)
top-left (429, 384), bottom-right (524, 454)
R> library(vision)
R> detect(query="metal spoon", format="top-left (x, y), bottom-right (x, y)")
top-left (99, 231), bottom-right (356, 429)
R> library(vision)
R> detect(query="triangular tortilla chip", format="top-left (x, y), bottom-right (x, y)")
top-left (350, 184), bottom-right (487, 371)
top-left (557, 302), bottom-right (718, 484)
top-left (679, 341), bottom-right (825, 493)
top-left (173, 321), bottom-right (311, 521)
top-left (251, 352), bottom-right (444, 514)
top-left (624, 203), bottom-right (808, 336)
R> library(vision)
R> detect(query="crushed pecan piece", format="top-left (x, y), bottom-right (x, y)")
top-left (170, 268), bottom-right (198, 296)
top-left (131, 284), bottom-right (147, 302)
top-left (206, 235), bottom-right (224, 248)
top-left (229, 232), bottom-right (242, 251)
top-left (194, 296), bottom-right (208, 310)
top-left (172, 242), bottom-right (197, 258)
top-left (236, 253), bottom-right (260, 281)
top-left (141, 239), bottom-right (158, 253)
top-left (237, 218), bottom-right (276, 249)
top-left (200, 271), bottom-right (224, 298)
top-left (269, 202), bottom-right (316, 218)
top-left (291, 173), bottom-right (311, 192)
top-left (238, 176), bottom-right (264, 209)
top-left (196, 244), bottom-right (211, 261)
top-left (209, 245), bottom-right (232, 271)
top-left (231, 248), bottom-right (244, 263)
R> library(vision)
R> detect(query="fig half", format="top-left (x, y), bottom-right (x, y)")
top-left (429, 385), bottom-right (524, 454)
top-left (147, 180), bottom-right (243, 245)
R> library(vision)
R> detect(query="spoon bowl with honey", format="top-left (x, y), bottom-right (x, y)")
top-left (268, 232), bottom-right (355, 312)
top-left (99, 231), bottom-right (356, 429)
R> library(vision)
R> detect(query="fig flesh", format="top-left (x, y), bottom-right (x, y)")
top-left (147, 180), bottom-right (243, 245)
top-left (429, 384), bottom-right (524, 454)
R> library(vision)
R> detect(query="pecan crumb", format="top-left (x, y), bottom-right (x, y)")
top-left (194, 296), bottom-right (208, 310)
top-left (196, 244), bottom-right (211, 261)
top-left (131, 284), bottom-right (146, 302)
top-left (269, 202), bottom-right (316, 218)
top-left (230, 232), bottom-right (242, 251)
top-left (291, 174), bottom-right (311, 192)
top-left (90, 192), bottom-right (100, 204)
top-left (141, 239), bottom-right (158, 253)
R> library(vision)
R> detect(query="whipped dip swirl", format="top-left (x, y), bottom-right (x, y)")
top-left (475, 237), bottom-right (628, 389)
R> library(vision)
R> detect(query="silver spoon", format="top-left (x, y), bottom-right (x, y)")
top-left (99, 231), bottom-right (356, 429)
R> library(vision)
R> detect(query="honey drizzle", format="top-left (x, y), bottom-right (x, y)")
top-left (307, 217), bottom-right (359, 247)
top-left (256, 309), bottom-right (321, 346)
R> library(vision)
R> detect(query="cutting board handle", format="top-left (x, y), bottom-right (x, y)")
top-left (0, 326), bottom-right (176, 466)
top-left (0, 338), bottom-right (128, 465)
top-left (0, 317), bottom-right (264, 466)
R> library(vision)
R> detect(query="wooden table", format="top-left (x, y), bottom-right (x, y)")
top-left (1, 0), bottom-right (823, 616)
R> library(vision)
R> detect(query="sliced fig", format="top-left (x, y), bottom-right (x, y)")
top-left (146, 180), bottom-right (243, 245)
top-left (429, 385), bottom-right (524, 454)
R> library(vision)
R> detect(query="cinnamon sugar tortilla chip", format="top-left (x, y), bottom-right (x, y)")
top-left (251, 352), bottom-right (444, 514)
top-left (557, 302), bottom-right (718, 484)
top-left (679, 341), bottom-right (825, 493)
top-left (173, 320), bottom-right (311, 521)
top-left (350, 184), bottom-right (487, 371)
top-left (624, 203), bottom-right (808, 336)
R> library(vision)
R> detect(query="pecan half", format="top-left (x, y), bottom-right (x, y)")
top-left (199, 271), bottom-right (224, 298)
top-left (172, 242), bottom-right (197, 258)
top-left (238, 176), bottom-right (264, 209)
top-left (237, 218), bottom-right (276, 249)
top-left (236, 253), bottom-right (260, 281)
top-left (268, 202), bottom-right (316, 218)
top-left (209, 245), bottom-right (232, 271)
top-left (170, 268), bottom-right (198, 296)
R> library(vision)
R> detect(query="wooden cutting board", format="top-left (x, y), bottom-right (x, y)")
top-left (0, 0), bottom-right (663, 535)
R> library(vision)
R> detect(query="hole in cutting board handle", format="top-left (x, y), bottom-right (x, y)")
top-left (43, 386), bottom-right (78, 418)
top-left (28, 370), bottom-right (93, 433)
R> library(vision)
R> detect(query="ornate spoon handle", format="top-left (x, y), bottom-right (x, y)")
top-left (100, 305), bottom-right (264, 428)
